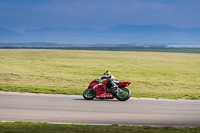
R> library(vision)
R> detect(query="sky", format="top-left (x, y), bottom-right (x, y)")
top-left (0, 0), bottom-right (200, 32)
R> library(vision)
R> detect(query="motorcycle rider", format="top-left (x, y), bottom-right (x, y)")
top-left (96, 70), bottom-right (120, 93)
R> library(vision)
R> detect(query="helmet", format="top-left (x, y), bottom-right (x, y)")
top-left (103, 70), bottom-right (110, 75)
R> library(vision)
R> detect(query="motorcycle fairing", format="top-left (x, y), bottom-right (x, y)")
top-left (94, 83), bottom-right (113, 99)
top-left (89, 81), bottom-right (113, 99)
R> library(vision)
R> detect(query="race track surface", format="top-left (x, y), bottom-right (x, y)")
top-left (0, 91), bottom-right (200, 127)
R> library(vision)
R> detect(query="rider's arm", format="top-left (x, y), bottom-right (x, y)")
top-left (96, 74), bottom-right (112, 82)
top-left (101, 74), bottom-right (111, 79)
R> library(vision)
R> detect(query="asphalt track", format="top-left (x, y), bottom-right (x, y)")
top-left (0, 91), bottom-right (200, 127)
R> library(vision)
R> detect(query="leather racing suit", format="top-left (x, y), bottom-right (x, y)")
top-left (97, 74), bottom-right (120, 90)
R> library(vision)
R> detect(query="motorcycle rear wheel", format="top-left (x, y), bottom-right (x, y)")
top-left (116, 88), bottom-right (131, 101)
top-left (83, 89), bottom-right (96, 100)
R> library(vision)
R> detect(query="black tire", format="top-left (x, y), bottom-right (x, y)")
top-left (116, 88), bottom-right (131, 101)
top-left (83, 89), bottom-right (96, 100)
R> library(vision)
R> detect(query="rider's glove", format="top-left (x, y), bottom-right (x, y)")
top-left (96, 78), bottom-right (101, 82)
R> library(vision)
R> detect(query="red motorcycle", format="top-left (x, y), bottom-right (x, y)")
top-left (83, 79), bottom-right (131, 101)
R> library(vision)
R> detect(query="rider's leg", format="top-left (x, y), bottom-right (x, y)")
top-left (109, 79), bottom-right (119, 93)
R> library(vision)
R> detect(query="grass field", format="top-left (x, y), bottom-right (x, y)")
top-left (0, 122), bottom-right (200, 133)
top-left (0, 49), bottom-right (200, 99)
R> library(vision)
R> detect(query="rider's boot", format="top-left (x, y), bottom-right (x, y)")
top-left (111, 86), bottom-right (119, 94)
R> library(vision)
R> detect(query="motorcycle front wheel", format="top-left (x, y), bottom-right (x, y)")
top-left (116, 88), bottom-right (131, 101)
top-left (83, 89), bottom-right (96, 100)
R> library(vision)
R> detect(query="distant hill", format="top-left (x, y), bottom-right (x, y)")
top-left (0, 24), bottom-right (200, 47)
top-left (0, 42), bottom-right (168, 48)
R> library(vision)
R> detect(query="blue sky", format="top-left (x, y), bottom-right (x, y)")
top-left (0, 0), bottom-right (200, 32)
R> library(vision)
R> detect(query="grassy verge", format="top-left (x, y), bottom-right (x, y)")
top-left (0, 49), bottom-right (200, 99)
top-left (0, 122), bottom-right (200, 133)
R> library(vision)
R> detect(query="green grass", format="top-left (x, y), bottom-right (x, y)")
top-left (0, 122), bottom-right (200, 133)
top-left (0, 49), bottom-right (200, 99)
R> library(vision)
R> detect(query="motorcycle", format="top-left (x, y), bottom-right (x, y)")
top-left (83, 79), bottom-right (131, 101)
